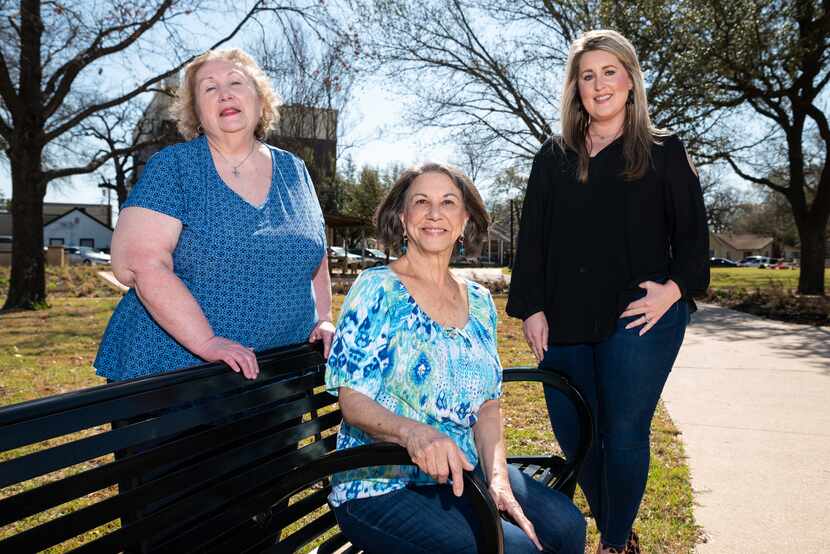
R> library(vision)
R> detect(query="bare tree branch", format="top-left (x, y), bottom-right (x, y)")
top-left (42, 1), bottom-right (284, 143)
top-left (0, 46), bottom-right (19, 116)
top-left (42, 0), bottom-right (175, 117)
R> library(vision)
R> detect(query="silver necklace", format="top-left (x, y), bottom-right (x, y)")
top-left (209, 139), bottom-right (257, 178)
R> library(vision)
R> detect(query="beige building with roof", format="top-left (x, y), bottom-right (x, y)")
top-left (709, 233), bottom-right (775, 261)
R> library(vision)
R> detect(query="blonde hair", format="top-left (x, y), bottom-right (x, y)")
top-left (172, 48), bottom-right (281, 140)
top-left (560, 29), bottom-right (668, 182)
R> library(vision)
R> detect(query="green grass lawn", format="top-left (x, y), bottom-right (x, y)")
top-left (0, 287), bottom-right (700, 552)
top-left (709, 267), bottom-right (830, 290)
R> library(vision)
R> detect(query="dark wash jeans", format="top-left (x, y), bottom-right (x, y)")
top-left (331, 463), bottom-right (586, 554)
top-left (541, 299), bottom-right (689, 548)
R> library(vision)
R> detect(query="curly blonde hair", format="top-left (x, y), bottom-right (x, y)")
top-left (172, 48), bottom-right (281, 140)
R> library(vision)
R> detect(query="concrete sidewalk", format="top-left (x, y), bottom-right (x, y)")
top-left (662, 303), bottom-right (830, 553)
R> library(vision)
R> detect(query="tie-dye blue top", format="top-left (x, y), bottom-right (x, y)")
top-left (325, 266), bottom-right (502, 507)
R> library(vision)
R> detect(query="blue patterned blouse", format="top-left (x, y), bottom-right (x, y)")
top-left (95, 136), bottom-right (326, 380)
top-left (325, 266), bottom-right (503, 507)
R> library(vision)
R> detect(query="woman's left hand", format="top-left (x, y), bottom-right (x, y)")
top-left (488, 477), bottom-right (543, 551)
top-left (308, 320), bottom-right (336, 358)
top-left (620, 280), bottom-right (682, 336)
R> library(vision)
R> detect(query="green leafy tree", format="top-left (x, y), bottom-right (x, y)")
top-left (346, 165), bottom-right (388, 226)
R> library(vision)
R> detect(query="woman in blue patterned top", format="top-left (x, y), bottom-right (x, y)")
top-left (325, 163), bottom-right (585, 554)
top-left (95, 49), bottom-right (333, 381)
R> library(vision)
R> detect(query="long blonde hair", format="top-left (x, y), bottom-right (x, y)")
top-left (560, 29), bottom-right (668, 182)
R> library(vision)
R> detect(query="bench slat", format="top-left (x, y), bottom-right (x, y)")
top-left (0, 345), bottom-right (320, 426)
top-left (0, 349), bottom-right (322, 449)
top-left (0, 374), bottom-right (331, 488)
top-left (0, 427), bottom-right (339, 553)
top-left (0, 390), bottom-right (337, 526)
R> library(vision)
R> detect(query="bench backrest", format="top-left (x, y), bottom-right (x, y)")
top-left (0, 344), bottom-right (341, 553)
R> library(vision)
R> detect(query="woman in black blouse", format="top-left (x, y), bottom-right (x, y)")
top-left (507, 30), bottom-right (709, 554)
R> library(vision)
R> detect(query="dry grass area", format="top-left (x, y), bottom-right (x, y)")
top-left (0, 274), bottom-right (700, 552)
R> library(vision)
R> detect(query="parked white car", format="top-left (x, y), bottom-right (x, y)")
top-left (327, 246), bottom-right (372, 269)
top-left (737, 255), bottom-right (775, 268)
top-left (348, 247), bottom-right (397, 266)
top-left (65, 246), bottom-right (111, 265)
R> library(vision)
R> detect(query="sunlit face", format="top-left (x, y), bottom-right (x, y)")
top-left (194, 59), bottom-right (262, 139)
top-left (577, 49), bottom-right (633, 124)
top-left (400, 172), bottom-right (469, 257)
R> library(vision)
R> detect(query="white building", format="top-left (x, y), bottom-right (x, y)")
top-left (43, 208), bottom-right (113, 250)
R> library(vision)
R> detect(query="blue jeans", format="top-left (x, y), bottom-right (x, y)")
top-left (541, 299), bottom-right (689, 548)
top-left (332, 464), bottom-right (586, 553)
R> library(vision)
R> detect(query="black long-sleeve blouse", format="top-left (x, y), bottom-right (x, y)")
top-left (506, 134), bottom-right (710, 345)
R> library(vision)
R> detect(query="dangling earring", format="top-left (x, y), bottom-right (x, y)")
top-left (457, 235), bottom-right (465, 256)
top-left (627, 90), bottom-right (634, 105)
top-left (401, 233), bottom-right (408, 255)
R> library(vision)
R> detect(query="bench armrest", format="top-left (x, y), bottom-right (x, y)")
top-left (503, 367), bottom-right (594, 498)
top-left (270, 442), bottom-right (504, 554)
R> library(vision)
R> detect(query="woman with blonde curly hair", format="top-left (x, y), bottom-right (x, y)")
top-left (507, 30), bottom-right (709, 553)
top-left (95, 48), bottom-right (334, 381)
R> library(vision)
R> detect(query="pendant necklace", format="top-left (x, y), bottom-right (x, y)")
top-left (210, 140), bottom-right (257, 178)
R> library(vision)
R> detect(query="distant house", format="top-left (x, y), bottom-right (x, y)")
top-left (43, 208), bottom-right (113, 250)
top-left (0, 203), bottom-right (114, 266)
top-left (44, 202), bottom-right (112, 228)
top-left (479, 221), bottom-right (513, 266)
top-left (710, 233), bottom-right (774, 261)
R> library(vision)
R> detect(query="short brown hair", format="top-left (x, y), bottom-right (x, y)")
top-left (375, 163), bottom-right (489, 256)
top-left (172, 48), bottom-right (281, 140)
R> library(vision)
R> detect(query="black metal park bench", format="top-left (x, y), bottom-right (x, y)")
top-left (0, 344), bottom-right (592, 553)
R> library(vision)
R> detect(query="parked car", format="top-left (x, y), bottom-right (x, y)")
top-left (347, 247), bottom-right (397, 266)
top-left (737, 255), bottom-right (776, 268)
top-left (769, 258), bottom-right (797, 269)
top-left (65, 246), bottom-right (111, 265)
top-left (327, 246), bottom-right (372, 269)
top-left (710, 257), bottom-right (738, 268)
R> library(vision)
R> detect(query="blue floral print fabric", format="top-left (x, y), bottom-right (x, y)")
top-left (325, 266), bottom-right (503, 507)
top-left (95, 136), bottom-right (326, 380)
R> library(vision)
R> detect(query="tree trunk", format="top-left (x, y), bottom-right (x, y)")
top-left (796, 217), bottom-right (827, 296)
top-left (3, 148), bottom-right (47, 310)
top-left (117, 186), bottom-right (128, 212)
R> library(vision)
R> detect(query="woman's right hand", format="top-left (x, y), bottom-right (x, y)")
top-left (404, 424), bottom-right (474, 497)
top-left (522, 311), bottom-right (549, 363)
top-left (195, 336), bottom-right (260, 380)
